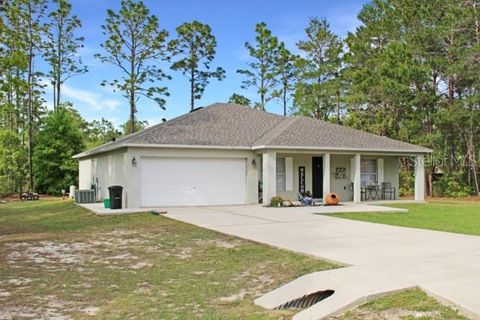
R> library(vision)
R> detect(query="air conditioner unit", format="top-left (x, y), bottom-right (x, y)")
top-left (75, 189), bottom-right (96, 203)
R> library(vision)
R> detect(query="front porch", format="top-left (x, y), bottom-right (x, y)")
top-left (260, 151), bottom-right (426, 205)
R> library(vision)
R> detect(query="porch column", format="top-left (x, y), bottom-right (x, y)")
top-left (353, 153), bottom-right (361, 203)
top-left (414, 154), bottom-right (425, 201)
top-left (262, 151), bottom-right (276, 205)
top-left (323, 153), bottom-right (331, 201)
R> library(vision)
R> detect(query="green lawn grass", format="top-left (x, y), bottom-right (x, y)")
top-left (0, 199), bottom-right (160, 236)
top-left (0, 200), bottom-right (471, 319)
top-left (330, 200), bottom-right (480, 236)
top-left (340, 288), bottom-right (468, 319)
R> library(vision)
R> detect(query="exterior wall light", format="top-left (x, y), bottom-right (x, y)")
top-left (251, 158), bottom-right (257, 167)
top-left (131, 156), bottom-right (137, 167)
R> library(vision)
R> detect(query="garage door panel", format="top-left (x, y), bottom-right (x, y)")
top-left (140, 157), bottom-right (246, 207)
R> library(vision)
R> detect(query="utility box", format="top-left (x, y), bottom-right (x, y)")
top-left (69, 185), bottom-right (76, 199)
top-left (75, 189), bottom-right (95, 203)
top-left (108, 186), bottom-right (123, 209)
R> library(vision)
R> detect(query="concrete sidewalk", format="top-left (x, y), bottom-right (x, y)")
top-left (76, 202), bottom-right (167, 216)
top-left (166, 204), bottom-right (480, 320)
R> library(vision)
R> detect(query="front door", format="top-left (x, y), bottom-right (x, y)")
top-left (312, 157), bottom-right (323, 198)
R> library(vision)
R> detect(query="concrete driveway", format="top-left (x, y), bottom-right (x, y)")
top-left (166, 204), bottom-right (480, 320)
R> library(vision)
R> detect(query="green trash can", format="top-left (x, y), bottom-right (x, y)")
top-left (103, 198), bottom-right (110, 209)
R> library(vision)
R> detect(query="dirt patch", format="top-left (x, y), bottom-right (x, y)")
top-left (0, 230), bottom-right (160, 319)
top-left (196, 238), bottom-right (245, 249)
top-left (331, 308), bottom-right (442, 319)
top-left (0, 290), bottom-right (11, 298)
top-left (6, 241), bottom-right (93, 266)
top-left (217, 269), bottom-right (276, 303)
top-left (174, 247), bottom-right (193, 259)
top-left (82, 306), bottom-right (100, 316)
top-left (218, 289), bottom-right (248, 303)
top-left (0, 294), bottom-right (88, 320)
top-left (130, 262), bottom-right (152, 270)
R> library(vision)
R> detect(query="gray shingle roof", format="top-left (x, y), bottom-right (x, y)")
top-left (253, 116), bottom-right (431, 152)
top-left (74, 103), bottom-right (432, 158)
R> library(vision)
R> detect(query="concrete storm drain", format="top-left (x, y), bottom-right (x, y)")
top-left (274, 289), bottom-right (335, 309)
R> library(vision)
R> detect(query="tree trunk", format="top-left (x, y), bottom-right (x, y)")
top-left (428, 172), bottom-right (433, 197)
top-left (130, 35), bottom-right (136, 134)
top-left (336, 90), bottom-right (340, 124)
top-left (283, 81), bottom-right (287, 116)
top-left (260, 71), bottom-right (265, 111)
top-left (190, 64), bottom-right (195, 111)
top-left (27, 3), bottom-right (34, 192)
top-left (447, 32), bottom-right (456, 171)
top-left (468, 116), bottom-right (479, 195)
top-left (471, 0), bottom-right (480, 195)
top-left (56, 79), bottom-right (61, 109)
top-left (130, 92), bottom-right (135, 134)
top-left (53, 81), bottom-right (57, 111)
top-left (56, 18), bottom-right (62, 110)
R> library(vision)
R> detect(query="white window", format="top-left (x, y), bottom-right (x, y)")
top-left (276, 158), bottom-right (286, 192)
top-left (361, 159), bottom-right (377, 186)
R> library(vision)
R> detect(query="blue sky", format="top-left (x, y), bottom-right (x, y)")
top-left (47, 0), bottom-right (368, 127)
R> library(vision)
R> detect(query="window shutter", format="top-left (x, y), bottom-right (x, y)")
top-left (285, 157), bottom-right (293, 191)
top-left (276, 158), bottom-right (286, 192)
top-left (378, 158), bottom-right (384, 185)
top-left (350, 157), bottom-right (355, 183)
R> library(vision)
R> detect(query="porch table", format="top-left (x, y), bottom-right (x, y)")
top-left (364, 185), bottom-right (380, 200)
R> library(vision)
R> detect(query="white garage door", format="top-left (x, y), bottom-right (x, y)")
top-left (140, 157), bottom-right (247, 207)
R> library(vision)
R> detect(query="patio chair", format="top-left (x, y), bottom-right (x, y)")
top-left (381, 182), bottom-right (396, 200)
top-left (360, 187), bottom-right (367, 201)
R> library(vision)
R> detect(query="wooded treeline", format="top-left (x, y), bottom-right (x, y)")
top-left (0, 0), bottom-right (479, 197)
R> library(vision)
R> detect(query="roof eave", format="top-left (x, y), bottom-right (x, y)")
top-left (73, 143), bottom-right (432, 160)
top-left (73, 143), bottom-right (253, 159)
top-left (72, 143), bottom-right (127, 159)
top-left (252, 145), bottom-right (433, 154)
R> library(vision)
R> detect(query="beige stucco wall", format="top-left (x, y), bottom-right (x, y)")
top-left (275, 153), bottom-right (353, 201)
top-left (275, 153), bottom-right (317, 200)
top-left (77, 148), bottom-right (128, 206)
top-left (78, 159), bottom-right (92, 190)
top-left (273, 153), bottom-right (400, 202)
top-left (77, 147), bottom-right (401, 208)
top-left (330, 154), bottom-right (354, 201)
top-left (357, 155), bottom-right (400, 200)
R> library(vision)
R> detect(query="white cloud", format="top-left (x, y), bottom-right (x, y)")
top-left (44, 99), bottom-right (55, 111)
top-left (62, 84), bottom-right (122, 111)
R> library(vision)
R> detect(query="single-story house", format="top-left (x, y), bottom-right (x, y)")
top-left (73, 103), bottom-right (432, 208)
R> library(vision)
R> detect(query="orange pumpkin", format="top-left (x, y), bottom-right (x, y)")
top-left (325, 193), bottom-right (340, 205)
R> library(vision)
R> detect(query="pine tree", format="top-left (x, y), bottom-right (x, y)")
top-left (95, 0), bottom-right (169, 134)
top-left (169, 21), bottom-right (225, 111)
top-left (294, 17), bottom-right (343, 120)
top-left (45, 0), bottom-right (87, 111)
top-left (237, 22), bottom-right (280, 110)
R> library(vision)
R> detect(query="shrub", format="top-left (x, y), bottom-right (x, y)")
top-left (399, 169), bottom-right (414, 197)
top-left (269, 196), bottom-right (284, 207)
top-left (434, 172), bottom-right (473, 198)
top-left (34, 107), bottom-right (85, 195)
